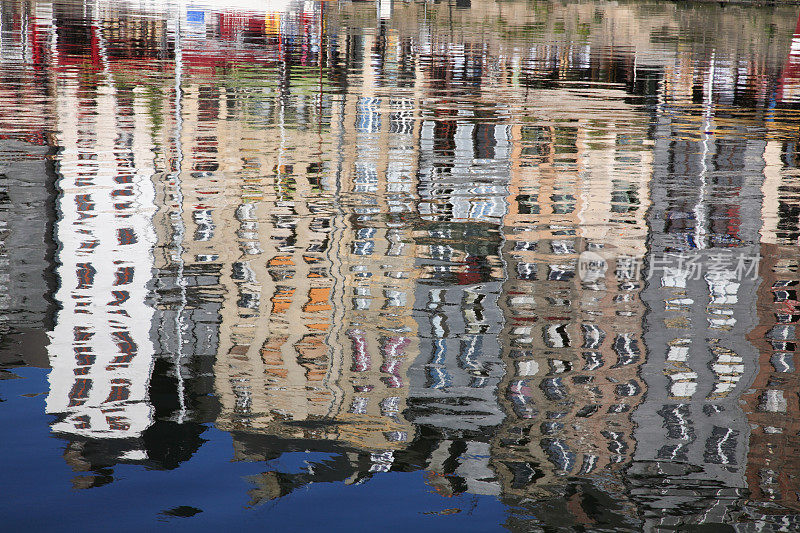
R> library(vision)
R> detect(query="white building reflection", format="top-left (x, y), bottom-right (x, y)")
top-left (46, 56), bottom-right (158, 446)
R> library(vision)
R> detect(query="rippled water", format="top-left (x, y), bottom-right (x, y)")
top-left (2, 0), bottom-right (800, 530)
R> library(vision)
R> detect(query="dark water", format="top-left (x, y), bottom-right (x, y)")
top-left (2, 0), bottom-right (800, 530)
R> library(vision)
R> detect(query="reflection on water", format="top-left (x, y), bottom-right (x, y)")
top-left (2, 0), bottom-right (800, 529)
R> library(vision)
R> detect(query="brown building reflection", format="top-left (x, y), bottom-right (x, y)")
top-left (742, 139), bottom-right (800, 516)
top-left (491, 81), bottom-right (650, 513)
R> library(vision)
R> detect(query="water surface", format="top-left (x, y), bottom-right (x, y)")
top-left (2, 0), bottom-right (800, 530)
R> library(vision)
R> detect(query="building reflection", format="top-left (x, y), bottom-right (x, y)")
top-left (35, 0), bottom-right (218, 486)
top-left (46, 21), bottom-right (160, 468)
top-left (5, 0), bottom-right (800, 527)
top-left (491, 87), bottom-right (650, 520)
top-left (0, 1), bottom-right (58, 372)
top-left (740, 135), bottom-right (800, 523)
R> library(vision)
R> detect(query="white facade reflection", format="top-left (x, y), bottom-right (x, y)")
top-left (46, 69), bottom-right (158, 442)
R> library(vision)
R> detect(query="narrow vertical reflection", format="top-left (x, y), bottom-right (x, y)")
top-left (171, 12), bottom-right (187, 425)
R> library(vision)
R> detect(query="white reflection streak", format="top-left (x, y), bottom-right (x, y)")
top-left (277, 68), bottom-right (287, 199)
top-left (173, 14), bottom-right (187, 424)
top-left (716, 427), bottom-right (734, 465)
top-left (695, 52), bottom-right (715, 251)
